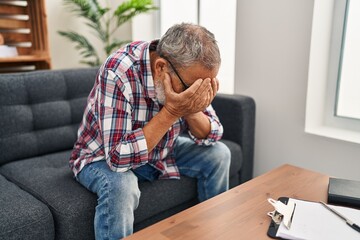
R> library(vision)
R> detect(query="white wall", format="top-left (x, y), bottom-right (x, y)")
top-left (45, 0), bottom-right (131, 69)
top-left (235, 0), bottom-right (360, 180)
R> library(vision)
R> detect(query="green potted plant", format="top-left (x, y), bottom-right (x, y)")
top-left (58, 0), bottom-right (156, 66)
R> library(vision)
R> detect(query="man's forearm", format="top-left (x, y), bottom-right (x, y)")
top-left (184, 112), bottom-right (211, 139)
top-left (142, 107), bottom-right (179, 152)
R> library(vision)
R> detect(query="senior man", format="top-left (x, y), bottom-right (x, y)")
top-left (69, 23), bottom-right (231, 239)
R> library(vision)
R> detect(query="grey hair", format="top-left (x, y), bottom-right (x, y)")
top-left (157, 23), bottom-right (221, 70)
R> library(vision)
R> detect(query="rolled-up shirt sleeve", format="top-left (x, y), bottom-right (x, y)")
top-left (99, 69), bottom-right (149, 172)
top-left (187, 105), bottom-right (224, 146)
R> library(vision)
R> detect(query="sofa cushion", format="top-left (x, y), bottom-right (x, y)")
top-left (0, 151), bottom-right (97, 240)
top-left (135, 175), bottom-right (197, 223)
top-left (0, 151), bottom-right (198, 239)
top-left (0, 68), bottom-right (97, 165)
top-left (0, 174), bottom-right (54, 240)
top-left (0, 139), bottom-right (242, 239)
top-left (222, 139), bottom-right (243, 182)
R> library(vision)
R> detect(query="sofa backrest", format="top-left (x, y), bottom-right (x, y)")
top-left (0, 68), bottom-right (98, 165)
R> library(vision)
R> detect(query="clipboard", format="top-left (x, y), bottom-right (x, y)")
top-left (267, 197), bottom-right (290, 239)
top-left (266, 197), bottom-right (360, 240)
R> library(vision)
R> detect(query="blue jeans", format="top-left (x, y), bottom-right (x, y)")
top-left (76, 136), bottom-right (231, 239)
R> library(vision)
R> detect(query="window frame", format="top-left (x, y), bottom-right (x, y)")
top-left (305, 0), bottom-right (360, 144)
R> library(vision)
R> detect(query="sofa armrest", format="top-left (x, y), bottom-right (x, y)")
top-left (212, 93), bottom-right (256, 183)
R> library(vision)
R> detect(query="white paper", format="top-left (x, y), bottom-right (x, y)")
top-left (0, 45), bottom-right (18, 57)
top-left (276, 199), bottom-right (360, 240)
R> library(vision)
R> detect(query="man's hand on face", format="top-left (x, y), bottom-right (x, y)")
top-left (163, 73), bottom-right (219, 118)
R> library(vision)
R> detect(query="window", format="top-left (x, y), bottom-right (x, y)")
top-left (335, 0), bottom-right (360, 120)
top-left (305, 0), bottom-right (360, 144)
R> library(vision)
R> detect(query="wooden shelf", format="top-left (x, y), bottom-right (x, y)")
top-left (0, 55), bottom-right (50, 63)
top-left (0, 0), bottom-right (51, 73)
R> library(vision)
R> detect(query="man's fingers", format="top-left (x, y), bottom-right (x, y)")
top-left (163, 73), bottom-right (175, 94)
top-left (214, 78), bottom-right (219, 92)
top-left (212, 78), bottom-right (218, 92)
top-left (210, 78), bottom-right (217, 99)
top-left (209, 79), bottom-right (215, 99)
top-left (194, 78), bottom-right (211, 97)
top-left (180, 78), bottom-right (203, 97)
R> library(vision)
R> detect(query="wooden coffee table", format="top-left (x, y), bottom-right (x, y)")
top-left (125, 164), bottom-right (329, 239)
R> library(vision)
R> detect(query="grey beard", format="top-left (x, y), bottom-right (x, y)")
top-left (154, 80), bottom-right (166, 105)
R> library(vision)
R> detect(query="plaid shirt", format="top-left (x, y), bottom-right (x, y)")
top-left (69, 41), bottom-right (223, 179)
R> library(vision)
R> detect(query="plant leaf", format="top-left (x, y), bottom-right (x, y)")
top-left (114, 0), bottom-right (157, 26)
top-left (58, 30), bottom-right (100, 66)
top-left (58, 0), bottom-right (157, 66)
top-left (64, 0), bottom-right (107, 23)
top-left (105, 40), bottom-right (130, 55)
top-left (80, 60), bottom-right (100, 67)
top-left (63, 0), bottom-right (108, 42)
top-left (85, 22), bottom-right (108, 42)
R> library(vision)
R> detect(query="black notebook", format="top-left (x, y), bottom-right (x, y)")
top-left (328, 177), bottom-right (360, 208)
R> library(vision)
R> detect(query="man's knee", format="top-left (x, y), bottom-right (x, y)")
top-left (100, 171), bottom-right (141, 208)
top-left (209, 141), bottom-right (231, 168)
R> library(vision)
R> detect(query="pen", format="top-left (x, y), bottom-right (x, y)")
top-left (320, 201), bottom-right (360, 233)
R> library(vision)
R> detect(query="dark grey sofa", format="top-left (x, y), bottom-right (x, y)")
top-left (0, 68), bottom-right (255, 240)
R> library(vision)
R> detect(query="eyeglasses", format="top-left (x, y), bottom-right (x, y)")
top-left (159, 55), bottom-right (189, 90)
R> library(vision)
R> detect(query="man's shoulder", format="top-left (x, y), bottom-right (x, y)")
top-left (127, 41), bottom-right (150, 53)
top-left (103, 41), bottom-right (150, 73)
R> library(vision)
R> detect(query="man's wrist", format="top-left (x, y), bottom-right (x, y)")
top-left (160, 106), bottom-right (180, 122)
